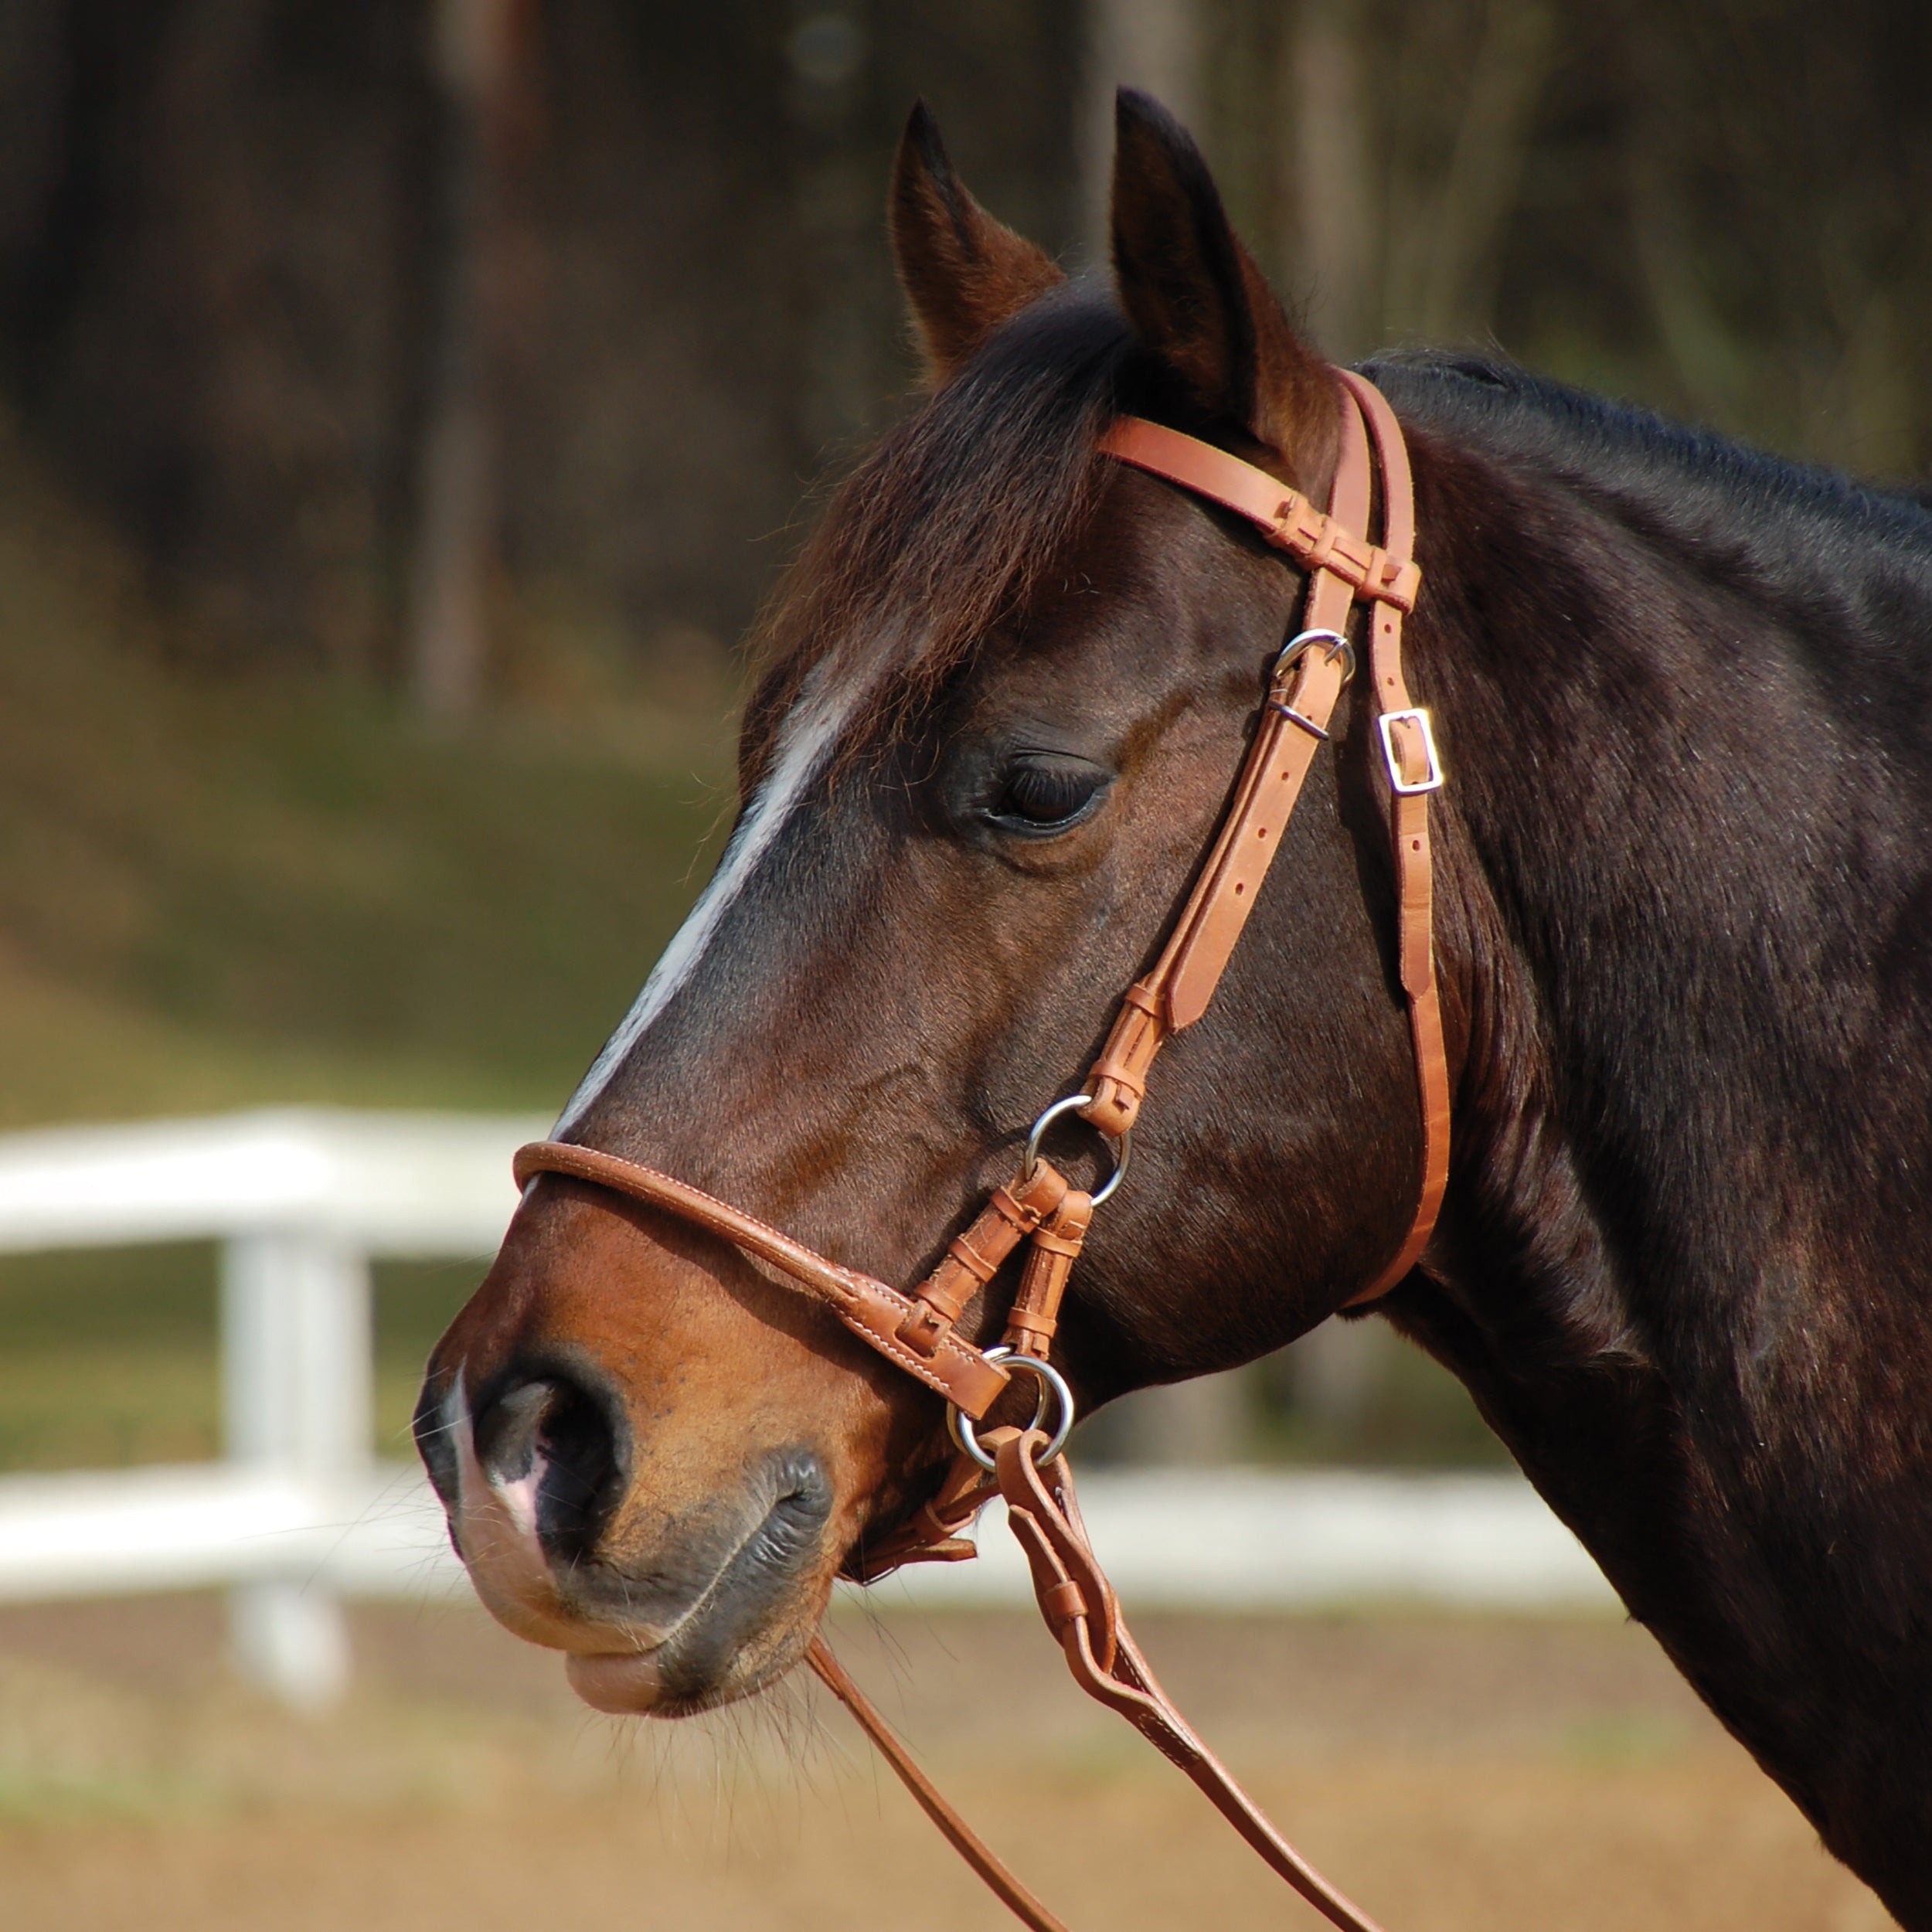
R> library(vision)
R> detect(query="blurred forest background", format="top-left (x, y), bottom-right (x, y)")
top-left (1, 0), bottom-right (1929, 1473)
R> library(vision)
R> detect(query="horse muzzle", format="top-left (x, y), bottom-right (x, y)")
top-left (415, 1363), bottom-right (835, 1714)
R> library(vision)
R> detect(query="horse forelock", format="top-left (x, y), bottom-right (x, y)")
top-left (556, 292), bottom-right (1202, 1134)
top-left (738, 284), bottom-right (1139, 799)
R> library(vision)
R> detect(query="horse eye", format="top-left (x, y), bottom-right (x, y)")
top-left (988, 756), bottom-right (1107, 832)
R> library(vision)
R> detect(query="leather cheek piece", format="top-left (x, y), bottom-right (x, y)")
top-left (1085, 375), bottom-right (1447, 1309)
top-left (896, 1162), bottom-right (1072, 1356)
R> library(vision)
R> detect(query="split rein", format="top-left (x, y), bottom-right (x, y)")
top-left (513, 369), bottom-right (1447, 1932)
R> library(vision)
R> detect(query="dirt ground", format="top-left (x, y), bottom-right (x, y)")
top-left (0, 1594), bottom-right (1893, 1931)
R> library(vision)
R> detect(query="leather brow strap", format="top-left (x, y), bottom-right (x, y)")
top-left (1102, 416), bottom-right (1420, 611)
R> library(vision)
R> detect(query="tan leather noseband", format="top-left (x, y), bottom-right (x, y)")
top-left (512, 371), bottom-right (1444, 1932)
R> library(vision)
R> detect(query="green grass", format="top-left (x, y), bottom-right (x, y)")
top-left (370, 1259), bottom-right (492, 1458)
top-left (0, 1247), bottom-right (488, 1473)
top-left (0, 1763), bottom-right (232, 1824)
top-left (0, 424), bottom-right (739, 1128)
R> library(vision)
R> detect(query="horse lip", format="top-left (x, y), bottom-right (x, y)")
top-left (565, 1648), bottom-right (670, 1715)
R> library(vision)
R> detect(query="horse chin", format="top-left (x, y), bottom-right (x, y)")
top-left (564, 1613), bottom-right (811, 1717)
top-left (565, 1648), bottom-right (672, 1714)
top-left (460, 1529), bottom-right (828, 1717)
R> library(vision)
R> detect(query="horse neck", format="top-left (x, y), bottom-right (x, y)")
top-left (1402, 427), bottom-right (1932, 1896)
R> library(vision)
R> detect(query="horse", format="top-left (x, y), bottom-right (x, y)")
top-left (415, 89), bottom-right (1932, 1926)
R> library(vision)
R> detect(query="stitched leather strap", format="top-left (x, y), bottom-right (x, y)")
top-left (995, 1431), bottom-right (1388, 1932)
top-left (509, 368), bottom-right (1442, 1932)
top-left (809, 1429), bottom-right (1387, 1932)
top-left (1082, 393), bottom-right (1375, 1137)
top-left (512, 1141), bottom-right (1015, 1417)
top-left (1085, 377), bottom-right (1448, 1303)
top-left (807, 1636), bottom-right (1072, 1932)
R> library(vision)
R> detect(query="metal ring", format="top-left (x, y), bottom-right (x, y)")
top-left (947, 1349), bottom-right (1077, 1471)
top-left (1274, 626), bottom-right (1355, 685)
top-left (1024, 1094), bottom-right (1132, 1208)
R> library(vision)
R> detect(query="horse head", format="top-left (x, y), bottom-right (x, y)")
top-left (415, 93), bottom-right (1440, 1718)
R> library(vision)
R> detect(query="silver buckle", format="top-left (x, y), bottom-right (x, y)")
top-left (1273, 627), bottom-right (1355, 686)
top-left (1377, 708), bottom-right (1444, 795)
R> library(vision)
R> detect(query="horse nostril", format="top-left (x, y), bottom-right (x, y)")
top-left (474, 1368), bottom-right (629, 1563)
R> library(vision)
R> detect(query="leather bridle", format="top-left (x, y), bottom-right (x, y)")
top-left (512, 369), bottom-right (1444, 1932)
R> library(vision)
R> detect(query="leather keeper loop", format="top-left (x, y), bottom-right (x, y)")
top-left (1030, 1224), bottom-right (1088, 1261)
top-left (896, 1160), bottom-right (1072, 1354)
top-left (1002, 1306), bottom-right (1057, 1345)
top-left (946, 1230), bottom-right (1003, 1287)
top-left (1007, 1160), bottom-right (1073, 1219)
top-left (1082, 1004), bottom-right (1165, 1135)
top-left (1040, 1578), bottom-right (1087, 1634)
top-left (1003, 1191), bottom-right (1094, 1358)
top-left (894, 1301), bottom-right (955, 1355)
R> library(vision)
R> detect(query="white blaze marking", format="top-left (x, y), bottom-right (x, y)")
top-left (554, 668), bottom-right (862, 1134)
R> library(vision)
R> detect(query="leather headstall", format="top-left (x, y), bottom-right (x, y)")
top-left (509, 369), bottom-right (1444, 1932)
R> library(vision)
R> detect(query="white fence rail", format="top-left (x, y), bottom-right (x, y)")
top-left (0, 1109), bottom-right (541, 1704)
top-left (0, 1110), bottom-right (1616, 1706)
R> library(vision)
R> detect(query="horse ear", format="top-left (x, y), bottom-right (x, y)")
top-left (1111, 90), bottom-right (1338, 485)
top-left (890, 100), bottom-right (1064, 383)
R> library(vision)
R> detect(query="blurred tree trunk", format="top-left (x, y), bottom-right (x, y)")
top-left (1282, 0), bottom-right (1372, 359)
top-left (5, 0), bottom-right (1931, 690)
top-left (784, 1), bottom-right (879, 468)
top-left (1403, 0), bottom-right (1552, 339)
top-left (1621, 0), bottom-right (1932, 474)
top-left (1264, 0), bottom-right (1554, 357)
top-left (409, 0), bottom-right (540, 724)
top-left (1080, 0), bottom-right (1202, 257)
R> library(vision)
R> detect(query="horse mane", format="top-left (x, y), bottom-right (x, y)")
top-left (1368, 349), bottom-right (1932, 604)
top-left (738, 287), bottom-right (1141, 796)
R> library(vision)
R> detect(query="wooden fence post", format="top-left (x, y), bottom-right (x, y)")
top-left (221, 1230), bottom-right (372, 1707)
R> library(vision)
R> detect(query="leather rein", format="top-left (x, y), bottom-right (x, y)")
top-left (513, 369), bottom-right (1445, 1932)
